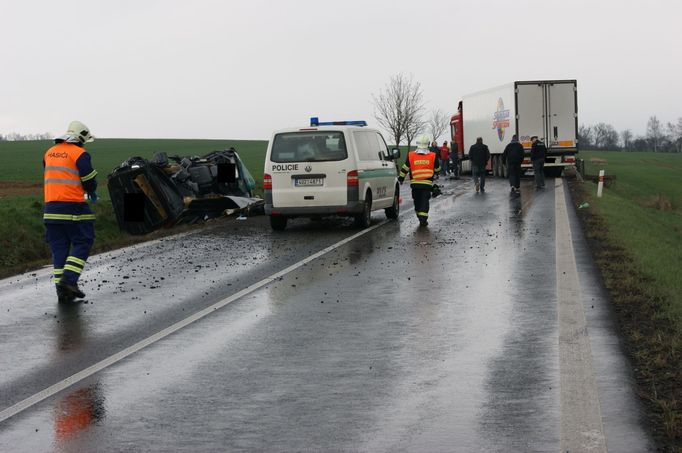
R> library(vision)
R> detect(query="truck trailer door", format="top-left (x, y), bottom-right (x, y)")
top-left (547, 81), bottom-right (577, 150)
top-left (516, 83), bottom-right (545, 150)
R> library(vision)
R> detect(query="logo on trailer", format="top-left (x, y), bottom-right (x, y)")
top-left (492, 97), bottom-right (510, 142)
top-left (305, 165), bottom-right (312, 173)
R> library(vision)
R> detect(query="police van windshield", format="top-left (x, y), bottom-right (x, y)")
top-left (271, 132), bottom-right (348, 163)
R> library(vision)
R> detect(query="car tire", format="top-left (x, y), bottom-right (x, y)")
top-left (354, 192), bottom-right (372, 228)
top-left (270, 215), bottom-right (287, 231)
top-left (385, 185), bottom-right (399, 220)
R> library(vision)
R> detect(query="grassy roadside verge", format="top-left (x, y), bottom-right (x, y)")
top-left (566, 151), bottom-right (681, 450)
top-left (0, 194), bottom-right (225, 280)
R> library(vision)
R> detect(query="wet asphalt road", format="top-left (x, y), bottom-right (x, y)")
top-left (0, 176), bottom-right (655, 452)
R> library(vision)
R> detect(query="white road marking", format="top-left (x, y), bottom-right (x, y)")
top-left (0, 206), bottom-right (418, 423)
top-left (555, 178), bottom-right (607, 452)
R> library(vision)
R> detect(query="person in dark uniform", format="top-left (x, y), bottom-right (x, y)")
top-left (468, 137), bottom-right (490, 193)
top-left (530, 136), bottom-right (547, 189)
top-left (502, 134), bottom-right (525, 193)
top-left (398, 135), bottom-right (440, 226)
top-left (43, 121), bottom-right (98, 303)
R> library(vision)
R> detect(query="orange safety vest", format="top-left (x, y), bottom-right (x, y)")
top-left (408, 151), bottom-right (436, 185)
top-left (44, 143), bottom-right (86, 202)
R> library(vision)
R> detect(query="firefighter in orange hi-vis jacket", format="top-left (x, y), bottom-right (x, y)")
top-left (398, 134), bottom-right (440, 227)
top-left (43, 121), bottom-right (98, 303)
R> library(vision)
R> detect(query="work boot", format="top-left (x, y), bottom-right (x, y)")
top-left (56, 285), bottom-right (76, 304)
top-left (419, 219), bottom-right (428, 227)
top-left (57, 279), bottom-right (85, 299)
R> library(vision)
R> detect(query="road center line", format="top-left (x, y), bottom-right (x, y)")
top-left (0, 206), bottom-right (417, 423)
top-left (555, 178), bottom-right (607, 452)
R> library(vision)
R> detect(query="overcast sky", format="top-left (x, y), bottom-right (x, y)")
top-left (2, 0), bottom-right (681, 141)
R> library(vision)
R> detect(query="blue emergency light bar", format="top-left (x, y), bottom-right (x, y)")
top-left (310, 117), bottom-right (367, 127)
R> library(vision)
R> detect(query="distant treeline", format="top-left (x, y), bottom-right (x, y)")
top-left (579, 115), bottom-right (682, 152)
top-left (0, 132), bottom-right (51, 141)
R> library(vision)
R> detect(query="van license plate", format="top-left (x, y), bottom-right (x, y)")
top-left (295, 178), bottom-right (323, 187)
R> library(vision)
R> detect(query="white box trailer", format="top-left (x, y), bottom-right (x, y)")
top-left (451, 80), bottom-right (578, 177)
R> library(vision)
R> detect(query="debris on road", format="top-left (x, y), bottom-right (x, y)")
top-left (107, 148), bottom-right (262, 235)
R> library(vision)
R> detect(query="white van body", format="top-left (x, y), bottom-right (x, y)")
top-left (263, 125), bottom-right (400, 230)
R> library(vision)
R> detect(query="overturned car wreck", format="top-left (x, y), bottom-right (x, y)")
top-left (108, 148), bottom-right (262, 235)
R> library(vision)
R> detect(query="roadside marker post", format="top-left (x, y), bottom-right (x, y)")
top-left (597, 170), bottom-right (605, 198)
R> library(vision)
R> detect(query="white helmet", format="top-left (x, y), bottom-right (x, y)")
top-left (66, 121), bottom-right (95, 144)
top-left (416, 134), bottom-right (430, 149)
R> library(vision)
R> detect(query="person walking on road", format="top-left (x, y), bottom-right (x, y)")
top-left (439, 141), bottom-right (450, 177)
top-left (43, 121), bottom-right (98, 303)
top-left (468, 137), bottom-right (490, 193)
top-left (399, 134), bottom-right (440, 226)
top-left (530, 136), bottom-right (547, 189)
top-left (502, 134), bottom-right (525, 193)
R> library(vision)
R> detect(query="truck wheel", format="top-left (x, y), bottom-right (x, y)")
top-left (354, 192), bottom-right (372, 228)
top-left (270, 215), bottom-right (287, 231)
top-left (502, 161), bottom-right (508, 178)
top-left (493, 156), bottom-right (500, 177)
top-left (385, 185), bottom-right (399, 220)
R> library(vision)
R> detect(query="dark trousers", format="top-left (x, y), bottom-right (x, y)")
top-left (45, 222), bottom-right (95, 285)
top-left (508, 163), bottom-right (522, 189)
top-left (411, 186), bottom-right (432, 221)
top-left (472, 165), bottom-right (487, 190)
top-left (451, 158), bottom-right (460, 177)
top-left (532, 159), bottom-right (545, 188)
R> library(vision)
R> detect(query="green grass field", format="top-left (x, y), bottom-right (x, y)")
top-left (577, 151), bottom-right (682, 444)
top-left (580, 151), bottom-right (682, 323)
top-left (0, 138), bottom-right (268, 192)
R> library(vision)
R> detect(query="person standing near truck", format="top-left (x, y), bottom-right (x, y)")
top-left (450, 141), bottom-right (461, 179)
top-left (439, 141), bottom-right (449, 177)
top-left (468, 137), bottom-right (490, 193)
top-left (43, 121), bottom-right (98, 303)
top-left (502, 134), bottom-right (525, 193)
top-left (399, 135), bottom-right (440, 226)
top-left (530, 136), bottom-right (547, 189)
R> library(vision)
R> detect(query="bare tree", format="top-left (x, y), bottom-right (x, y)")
top-left (578, 124), bottom-right (593, 148)
top-left (646, 115), bottom-right (664, 152)
top-left (620, 129), bottom-right (633, 150)
top-left (372, 73), bottom-right (424, 147)
top-left (666, 118), bottom-right (682, 153)
top-left (593, 123), bottom-right (618, 149)
top-left (427, 108), bottom-right (449, 143)
top-left (404, 112), bottom-right (425, 152)
top-left (402, 80), bottom-right (426, 151)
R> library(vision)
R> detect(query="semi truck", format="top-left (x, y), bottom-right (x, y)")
top-left (450, 80), bottom-right (578, 177)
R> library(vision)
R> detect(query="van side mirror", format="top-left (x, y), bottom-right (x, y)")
top-left (391, 148), bottom-right (400, 160)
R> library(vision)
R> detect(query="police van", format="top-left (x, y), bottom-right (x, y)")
top-left (264, 118), bottom-right (401, 230)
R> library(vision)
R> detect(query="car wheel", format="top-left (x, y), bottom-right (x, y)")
top-left (270, 215), bottom-right (287, 231)
top-left (354, 192), bottom-right (372, 228)
top-left (385, 185), bottom-right (399, 219)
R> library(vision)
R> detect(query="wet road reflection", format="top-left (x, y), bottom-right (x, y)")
top-left (0, 177), bottom-right (653, 451)
top-left (54, 384), bottom-right (105, 445)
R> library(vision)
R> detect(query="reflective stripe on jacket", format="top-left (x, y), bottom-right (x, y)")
top-left (44, 143), bottom-right (88, 202)
top-left (402, 150), bottom-right (438, 187)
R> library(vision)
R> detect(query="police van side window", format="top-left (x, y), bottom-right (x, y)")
top-left (375, 133), bottom-right (389, 159)
top-left (271, 132), bottom-right (348, 163)
top-left (354, 131), bottom-right (377, 162)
